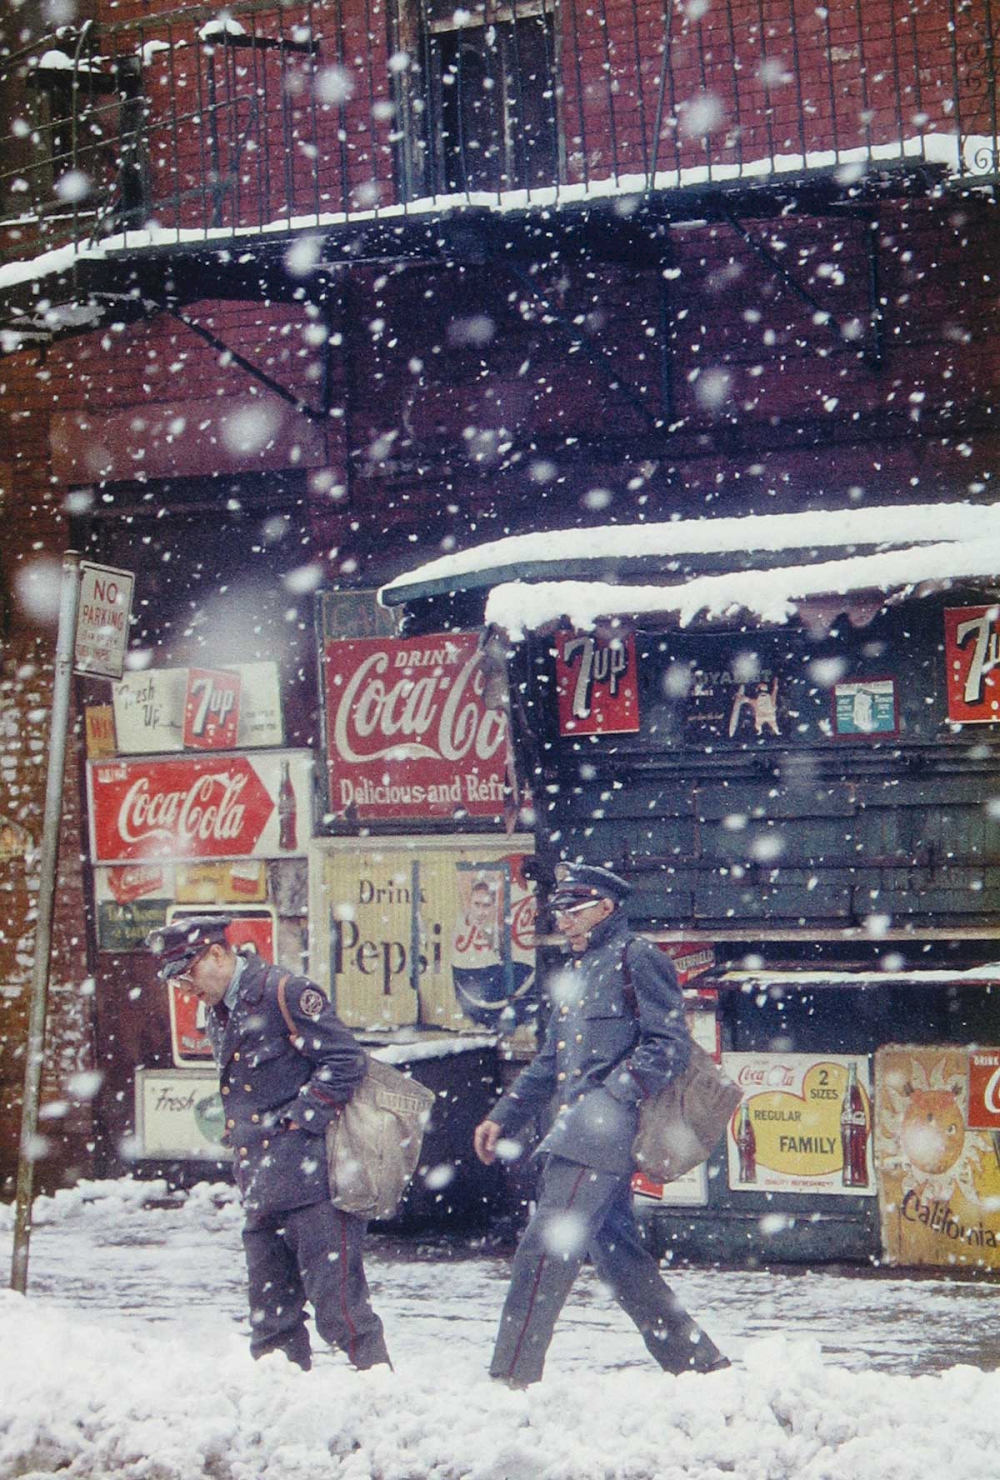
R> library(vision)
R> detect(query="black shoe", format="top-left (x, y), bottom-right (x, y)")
top-left (491, 1374), bottom-right (533, 1390)
top-left (703, 1356), bottom-right (732, 1373)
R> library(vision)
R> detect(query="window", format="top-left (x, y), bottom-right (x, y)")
top-left (394, 0), bottom-right (559, 198)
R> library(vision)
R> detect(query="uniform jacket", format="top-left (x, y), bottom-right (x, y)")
top-left (205, 952), bottom-right (367, 1216)
top-left (489, 914), bottom-right (691, 1173)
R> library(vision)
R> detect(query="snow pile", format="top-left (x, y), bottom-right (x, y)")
top-left (384, 501), bottom-right (990, 593)
top-left (379, 502), bottom-right (1000, 636)
top-left (3, 1179), bottom-right (1000, 1477)
top-left (0, 1175), bottom-right (241, 1232)
top-left (0, 1295), bottom-right (998, 1480)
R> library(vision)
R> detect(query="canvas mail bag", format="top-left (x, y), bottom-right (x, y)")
top-left (276, 975), bottom-right (436, 1220)
top-left (621, 945), bottom-right (743, 1183)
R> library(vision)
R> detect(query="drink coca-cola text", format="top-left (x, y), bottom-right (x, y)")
top-left (325, 634), bottom-right (510, 819)
top-left (332, 648), bottom-right (506, 765)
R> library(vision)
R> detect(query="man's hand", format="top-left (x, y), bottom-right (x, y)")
top-left (474, 1118), bottom-right (503, 1165)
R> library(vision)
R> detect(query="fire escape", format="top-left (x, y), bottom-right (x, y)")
top-left (0, 0), bottom-right (997, 398)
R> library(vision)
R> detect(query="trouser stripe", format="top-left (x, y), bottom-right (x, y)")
top-left (505, 1164), bottom-right (588, 1380)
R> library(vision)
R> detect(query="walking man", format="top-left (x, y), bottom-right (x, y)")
top-left (474, 864), bottom-right (728, 1385)
top-left (145, 915), bottom-right (390, 1372)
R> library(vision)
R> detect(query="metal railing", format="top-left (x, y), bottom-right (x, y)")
top-left (1, 0), bottom-right (997, 264)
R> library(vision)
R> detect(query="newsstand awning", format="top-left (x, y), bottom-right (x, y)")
top-left (379, 501), bottom-right (1000, 637)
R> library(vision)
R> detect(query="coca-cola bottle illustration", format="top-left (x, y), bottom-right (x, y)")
top-left (840, 1060), bottom-right (869, 1187)
top-left (736, 1101), bottom-right (757, 1183)
top-left (278, 760), bottom-right (297, 851)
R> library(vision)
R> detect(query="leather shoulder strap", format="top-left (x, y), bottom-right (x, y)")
top-left (620, 940), bottom-right (638, 1018)
top-left (270, 967), bottom-right (296, 1042)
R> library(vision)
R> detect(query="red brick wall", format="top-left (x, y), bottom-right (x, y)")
top-left (0, 414), bottom-right (95, 1198)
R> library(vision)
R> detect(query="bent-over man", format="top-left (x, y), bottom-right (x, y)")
top-left (146, 916), bottom-right (390, 1372)
top-left (474, 864), bottom-right (728, 1386)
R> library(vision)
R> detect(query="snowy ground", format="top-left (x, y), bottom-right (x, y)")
top-left (2, 1180), bottom-right (1000, 1479)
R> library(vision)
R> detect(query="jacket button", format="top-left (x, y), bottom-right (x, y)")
top-left (251, 1113), bottom-right (260, 1123)
top-left (221, 1087), bottom-right (230, 1096)
top-left (557, 1072), bottom-right (566, 1082)
top-left (244, 1084), bottom-right (252, 1092)
top-left (233, 1052), bottom-right (241, 1061)
top-left (239, 1147), bottom-right (248, 1156)
top-left (262, 1139), bottom-right (270, 1149)
top-left (226, 1119), bottom-right (235, 1129)
top-left (576, 1033), bottom-right (583, 1043)
top-left (556, 1040), bottom-right (566, 1050)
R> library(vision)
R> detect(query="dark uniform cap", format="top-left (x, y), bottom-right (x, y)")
top-left (144, 915), bottom-right (233, 980)
top-left (549, 863), bottom-right (632, 910)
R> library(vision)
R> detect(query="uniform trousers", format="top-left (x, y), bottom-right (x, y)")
top-left (490, 1155), bottom-right (725, 1385)
top-left (242, 1199), bottom-right (390, 1371)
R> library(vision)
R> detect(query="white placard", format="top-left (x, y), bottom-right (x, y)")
top-left (75, 563), bottom-right (135, 679)
top-left (112, 662), bottom-right (283, 752)
top-left (135, 1069), bottom-right (225, 1158)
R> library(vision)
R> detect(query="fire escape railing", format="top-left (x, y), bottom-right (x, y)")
top-left (1, 0), bottom-right (997, 266)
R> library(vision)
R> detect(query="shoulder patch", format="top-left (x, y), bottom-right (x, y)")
top-left (299, 988), bottom-right (326, 1019)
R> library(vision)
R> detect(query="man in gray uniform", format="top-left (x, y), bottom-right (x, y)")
top-left (474, 864), bottom-right (728, 1386)
top-left (146, 916), bottom-right (390, 1372)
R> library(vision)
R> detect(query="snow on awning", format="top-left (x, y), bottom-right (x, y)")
top-left (379, 502), bottom-right (1000, 637)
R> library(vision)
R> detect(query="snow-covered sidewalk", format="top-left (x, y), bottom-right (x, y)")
top-left (2, 1180), bottom-right (1000, 1478)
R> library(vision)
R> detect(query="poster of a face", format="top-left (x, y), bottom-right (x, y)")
top-left (309, 835), bottom-right (537, 1043)
top-left (450, 861), bottom-right (536, 1031)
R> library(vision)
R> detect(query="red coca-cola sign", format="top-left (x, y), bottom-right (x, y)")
top-left (968, 1050), bottom-right (1000, 1130)
top-left (323, 632), bottom-right (508, 819)
top-left (87, 753), bottom-right (309, 862)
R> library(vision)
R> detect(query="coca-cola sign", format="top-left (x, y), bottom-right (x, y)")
top-left (323, 633), bottom-right (508, 819)
top-left (87, 751), bottom-right (313, 863)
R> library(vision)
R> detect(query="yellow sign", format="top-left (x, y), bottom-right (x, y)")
top-left (724, 1053), bottom-right (875, 1196)
top-left (175, 860), bottom-right (267, 903)
top-left (309, 835), bottom-right (537, 1042)
top-left (876, 1044), bottom-right (1000, 1268)
top-left (85, 704), bottom-right (117, 759)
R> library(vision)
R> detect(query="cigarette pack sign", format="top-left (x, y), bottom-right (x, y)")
top-left (945, 605), bottom-right (1000, 723)
top-left (322, 633), bottom-right (509, 820)
top-left (555, 631), bottom-right (639, 736)
top-left (87, 750), bottom-right (313, 863)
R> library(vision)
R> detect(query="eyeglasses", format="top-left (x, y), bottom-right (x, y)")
top-left (552, 899), bottom-right (603, 917)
